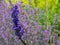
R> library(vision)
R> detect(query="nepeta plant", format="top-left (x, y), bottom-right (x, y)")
top-left (0, 0), bottom-right (60, 45)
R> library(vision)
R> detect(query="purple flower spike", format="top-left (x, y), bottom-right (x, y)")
top-left (11, 5), bottom-right (26, 45)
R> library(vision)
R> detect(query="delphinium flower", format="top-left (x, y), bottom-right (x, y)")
top-left (11, 5), bottom-right (26, 45)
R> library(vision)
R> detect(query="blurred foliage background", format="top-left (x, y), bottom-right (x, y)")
top-left (5, 0), bottom-right (60, 19)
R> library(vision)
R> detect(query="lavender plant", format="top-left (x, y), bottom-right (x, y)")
top-left (0, 0), bottom-right (60, 45)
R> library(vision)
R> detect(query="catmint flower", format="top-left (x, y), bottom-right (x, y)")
top-left (30, 8), bottom-right (34, 15)
top-left (52, 30), bottom-right (58, 45)
top-left (41, 26), bottom-right (51, 45)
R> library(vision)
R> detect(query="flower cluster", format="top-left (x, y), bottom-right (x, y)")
top-left (11, 5), bottom-right (27, 45)
top-left (11, 5), bottom-right (24, 39)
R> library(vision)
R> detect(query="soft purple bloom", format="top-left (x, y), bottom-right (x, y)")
top-left (30, 8), bottom-right (34, 15)
top-left (58, 41), bottom-right (60, 45)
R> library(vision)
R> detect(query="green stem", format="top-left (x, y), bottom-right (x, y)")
top-left (21, 39), bottom-right (26, 45)
top-left (45, 0), bottom-right (50, 27)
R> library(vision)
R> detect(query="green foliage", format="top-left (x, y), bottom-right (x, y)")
top-left (9, 37), bottom-right (14, 42)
